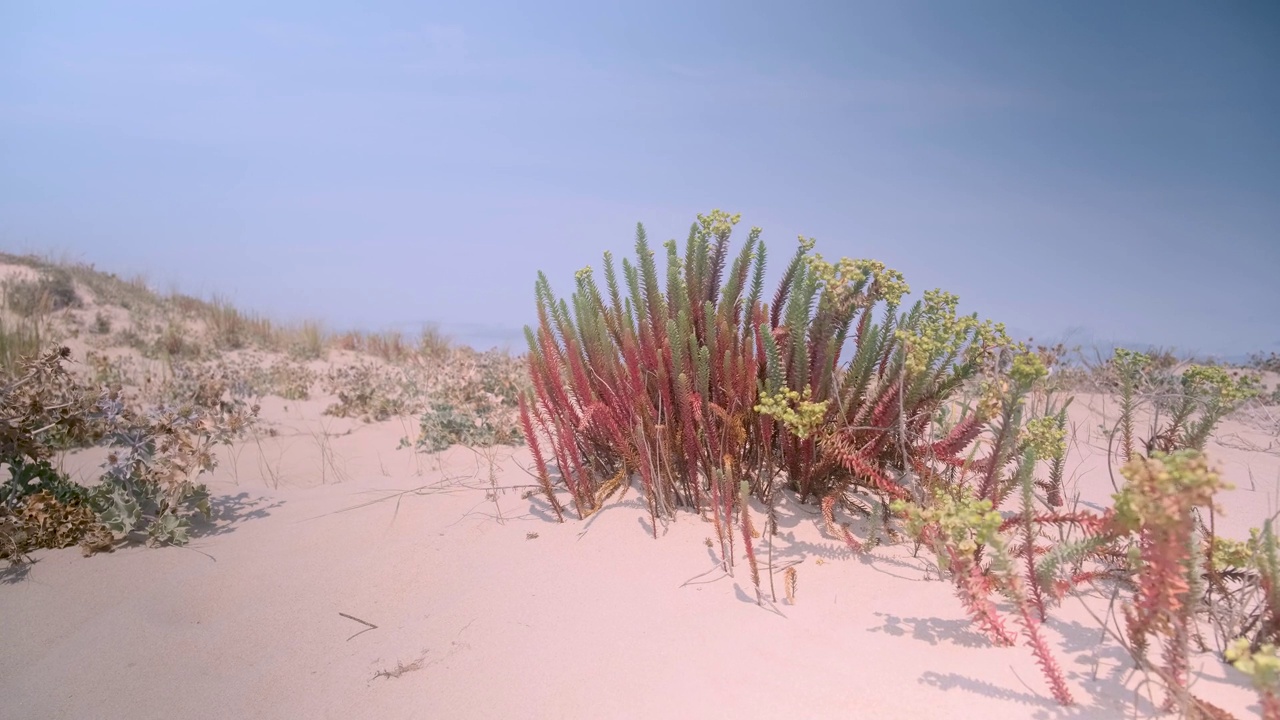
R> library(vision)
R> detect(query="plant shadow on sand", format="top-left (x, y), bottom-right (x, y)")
top-left (872, 612), bottom-right (992, 649)
top-left (0, 560), bottom-right (32, 585)
top-left (189, 492), bottom-right (284, 540)
top-left (2, 492), bottom-right (282, 585)
top-left (879, 594), bottom-right (1260, 718)
top-left (516, 462), bottom-right (1266, 717)
top-left (908, 612), bottom-right (1153, 718)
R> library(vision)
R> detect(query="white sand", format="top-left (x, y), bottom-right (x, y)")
top-left (2, 389), bottom-right (1276, 719)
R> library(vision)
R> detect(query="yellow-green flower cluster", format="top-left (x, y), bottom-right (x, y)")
top-left (695, 209), bottom-right (742, 242)
top-left (1112, 450), bottom-right (1228, 534)
top-left (897, 290), bottom-right (991, 376)
top-left (1111, 348), bottom-right (1151, 375)
top-left (754, 386), bottom-right (829, 440)
top-left (575, 266), bottom-right (593, 282)
top-left (1021, 415), bottom-right (1066, 461)
top-left (1211, 534), bottom-right (1256, 570)
top-left (1010, 351), bottom-right (1049, 387)
top-left (892, 489), bottom-right (1003, 570)
top-left (803, 254), bottom-right (910, 311)
top-left (867, 262), bottom-right (909, 306)
top-left (972, 320), bottom-right (1010, 354)
top-left (1209, 524), bottom-right (1277, 571)
top-left (975, 380), bottom-right (1004, 418)
top-left (1226, 638), bottom-right (1280, 692)
top-left (1182, 365), bottom-right (1262, 405)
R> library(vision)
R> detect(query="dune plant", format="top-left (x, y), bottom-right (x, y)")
top-left (288, 320), bottom-right (327, 361)
top-left (519, 212), bottom-right (1272, 713)
top-left (520, 211), bottom-right (1005, 590)
top-left (1151, 365), bottom-right (1260, 453)
top-left (1, 346), bottom-right (257, 560)
top-left (1250, 352), bottom-right (1280, 374)
top-left (1111, 348), bottom-right (1150, 462)
top-left (418, 324), bottom-right (451, 359)
top-left (0, 312), bottom-right (43, 375)
top-left (1204, 520), bottom-right (1280, 664)
top-left (1107, 349), bottom-right (1260, 459)
top-left (205, 297), bottom-right (277, 351)
top-left (1109, 451), bottom-right (1226, 711)
top-left (894, 350), bottom-right (1097, 705)
top-left (888, 350), bottom-right (1272, 710)
top-left (368, 330), bottom-right (410, 363)
top-left (898, 406), bottom-right (1252, 709)
top-left (1227, 639), bottom-right (1280, 719)
top-left (415, 400), bottom-right (521, 452)
top-left (4, 268), bottom-right (81, 317)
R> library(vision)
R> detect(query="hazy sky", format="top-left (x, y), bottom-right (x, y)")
top-left (2, 2), bottom-right (1277, 354)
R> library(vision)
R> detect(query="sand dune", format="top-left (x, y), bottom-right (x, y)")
top-left (2, 257), bottom-right (1278, 719)
top-left (3, 395), bottom-right (1276, 719)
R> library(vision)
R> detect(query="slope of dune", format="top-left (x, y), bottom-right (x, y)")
top-left (1, 256), bottom-right (1278, 719)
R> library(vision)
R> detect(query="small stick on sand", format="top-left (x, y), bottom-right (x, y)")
top-left (339, 612), bottom-right (379, 641)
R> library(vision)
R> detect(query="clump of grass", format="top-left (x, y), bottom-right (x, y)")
top-left (367, 331), bottom-right (409, 363)
top-left (1250, 352), bottom-right (1280, 374)
top-left (287, 320), bottom-right (326, 361)
top-left (0, 314), bottom-right (43, 375)
top-left (332, 329), bottom-right (444, 364)
top-left (207, 298), bottom-right (249, 349)
top-left (4, 268), bottom-right (81, 317)
top-left (418, 324), bottom-right (451, 359)
top-left (332, 331), bottom-right (363, 352)
top-left (91, 311), bottom-right (112, 335)
top-left (151, 318), bottom-right (202, 360)
top-left (168, 292), bottom-right (212, 316)
top-left (205, 297), bottom-right (279, 351)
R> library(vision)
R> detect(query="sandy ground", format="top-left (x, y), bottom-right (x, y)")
top-left (2, 386), bottom-right (1278, 719)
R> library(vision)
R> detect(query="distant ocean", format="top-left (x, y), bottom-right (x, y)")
top-left (379, 320), bottom-right (528, 352)
top-left (369, 321), bottom-right (1274, 362)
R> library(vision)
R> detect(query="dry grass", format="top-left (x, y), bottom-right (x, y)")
top-left (0, 313), bottom-right (43, 375)
top-left (3, 268), bottom-right (81, 317)
top-left (366, 331), bottom-right (409, 363)
top-left (418, 324), bottom-right (451, 359)
top-left (371, 655), bottom-right (425, 681)
top-left (206, 297), bottom-right (277, 350)
top-left (287, 320), bottom-right (326, 360)
top-left (325, 327), bottom-right (449, 364)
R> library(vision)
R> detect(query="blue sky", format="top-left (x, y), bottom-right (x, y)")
top-left (2, 1), bottom-right (1277, 355)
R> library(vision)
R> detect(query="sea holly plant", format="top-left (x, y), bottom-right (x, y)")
top-left (1, 346), bottom-right (256, 559)
top-left (91, 376), bottom-right (255, 548)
